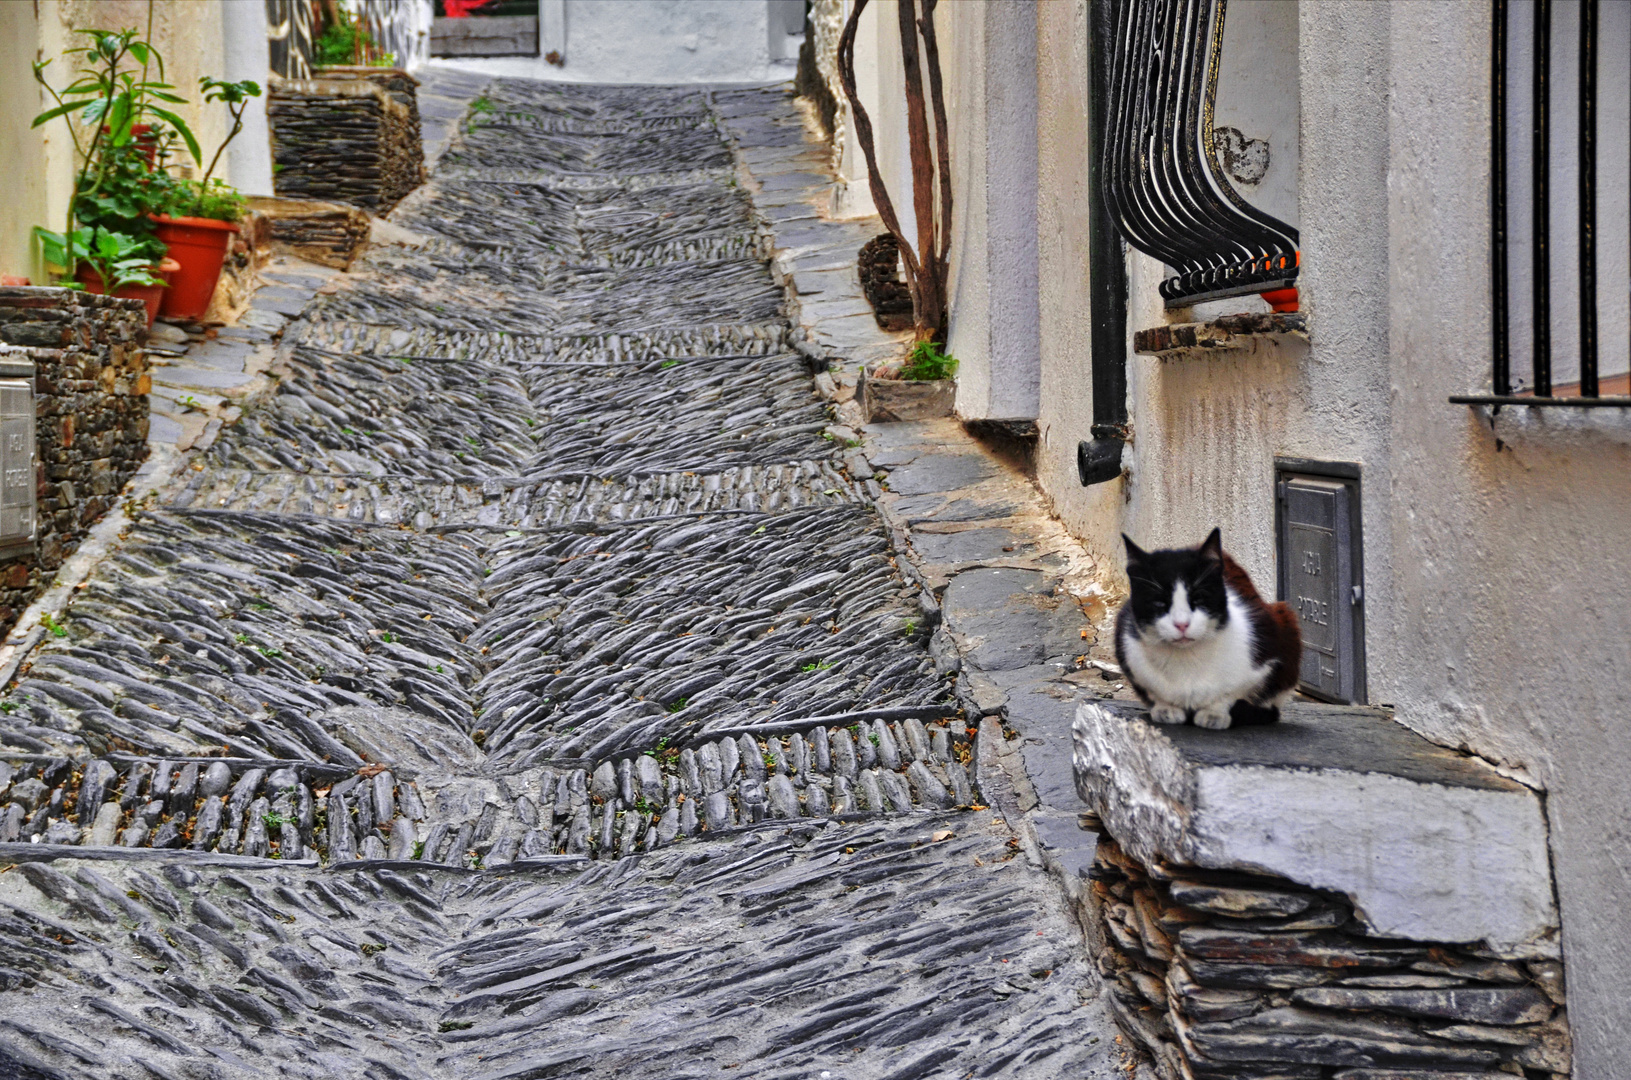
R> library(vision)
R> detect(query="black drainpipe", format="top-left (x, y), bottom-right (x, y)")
top-left (1078, 0), bottom-right (1129, 487)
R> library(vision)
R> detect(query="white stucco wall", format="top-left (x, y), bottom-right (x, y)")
top-left (0, 4), bottom-right (57, 282)
top-left (432, 0), bottom-right (780, 84)
top-left (1030, 2), bottom-right (1630, 1072)
top-left (834, 1), bottom-right (1040, 415)
top-left (1383, 5), bottom-right (1631, 1073)
top-left (221, 0), bottom-right (275, 197)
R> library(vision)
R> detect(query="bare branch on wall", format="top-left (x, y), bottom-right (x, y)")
top-left (836, 0), bottom-right (952, 344)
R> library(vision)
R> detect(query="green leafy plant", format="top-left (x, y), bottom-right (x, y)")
top-left (470, 95), bottom-right (494, 115)
top-left (198, 76), bottom-right (259, 170)
top-left (262, 810), bottom-right (293, 830)
top-left (899, 341), bottom-right (958, 381)
top-left (167, 177), bottom-right (247, 223)
top-left (666, 698), bottom-right (688, 713)
top-left (39, 613), bottom-right (68, 639)
top-left (801, 660), bottom-right (833, 673)
top-left (34, 226), bottom-right (163, 291)
top-left (315, 12), bottom-right (373, 66)
top-left (31, 29), bottom-right (195, 278)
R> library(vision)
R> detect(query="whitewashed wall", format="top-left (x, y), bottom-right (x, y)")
top-left (834, 0), bottom-right (1041, 416)
top-left (432, 0), bottom-right (782, 84)
top-left (1030, 2), bottom-right (1631, 1072)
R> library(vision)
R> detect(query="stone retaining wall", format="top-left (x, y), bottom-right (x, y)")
top-left (1086, 833), bottom-right (1571, 1079)
top-left (268, 69), bottom-right (426, 212)
top-left (0, 288), bottom-right (149, 632)
top-left (1072, 699), bottom-right (1571, 1078)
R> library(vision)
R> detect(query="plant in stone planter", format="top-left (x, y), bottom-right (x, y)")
top-left (150, 76), bottom-right (261, 321)
top-left (899, 340), bottom-right (957, 381)
top-left (315, 7), bottom-right (396, 67)
top-left (861, 342), bottom-right (959, 422)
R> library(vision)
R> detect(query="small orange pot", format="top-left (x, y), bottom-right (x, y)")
top-left (151, 214), bottom-right (239, 321)
top-left (1260, 287), bottom-right (1299, 313)
top-left (76, 257), bottom-right (180, 328)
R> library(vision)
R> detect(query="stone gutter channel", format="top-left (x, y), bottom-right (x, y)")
top-left (0, 75), bottom-right (1129, 1078)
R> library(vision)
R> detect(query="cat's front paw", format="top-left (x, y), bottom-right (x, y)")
top-left (1150, 703), bottom-right (1188, 726)
top-left (1192, 703), bottom-right (1234, 730)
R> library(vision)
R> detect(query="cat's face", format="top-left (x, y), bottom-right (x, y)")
top-left (1123, 529), bottom-right (1229, 647)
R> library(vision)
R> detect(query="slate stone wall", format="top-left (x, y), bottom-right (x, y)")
top-left (269, 69), bottom-right (426, 212)
top-left (1086, 833), bottom-right (1572, 1079)
top-left (0, 288), bottom-right (150, 631)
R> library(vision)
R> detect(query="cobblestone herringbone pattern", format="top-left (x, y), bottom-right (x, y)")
top-left (0, 78), bottom-right (1114, 1078)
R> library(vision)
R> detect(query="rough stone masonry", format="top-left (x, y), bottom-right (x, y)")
top-left (0, 288), bottom-right (150, 630)
top-left (0, 77), bottom-right (1122, 1078)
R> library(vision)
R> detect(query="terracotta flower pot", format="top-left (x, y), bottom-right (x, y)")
top-left (75, 257), bottom-right (179, 328)
top-left (151, 214), bottom-right (239, 321)
top-left (1260, 287), bottom-right (1299, 313)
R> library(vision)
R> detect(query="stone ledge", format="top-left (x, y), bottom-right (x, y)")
top-left (1072, 699), bottom-right (1559, 958)
top-left (1133, 311), bottom-right (1307, 356)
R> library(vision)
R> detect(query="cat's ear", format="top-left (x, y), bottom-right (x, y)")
top-left (1199, 527), bottom-right (1223, 560)
top-left (1123, 533), bottom-right (1148, 563)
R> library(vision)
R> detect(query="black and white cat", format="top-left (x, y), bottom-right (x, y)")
top-left (1114, 528), bottom-right (1302, 729)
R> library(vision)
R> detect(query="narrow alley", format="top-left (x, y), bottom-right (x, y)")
top-left (0, 75), bottom-right (1119, 1079)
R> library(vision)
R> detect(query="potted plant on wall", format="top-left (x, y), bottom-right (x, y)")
top-left (35, 226), bottom-right (177, 327)
top-left (151, 76), bottom-right (260, 321)
top-left (29, 29), bottom-right (194, 326)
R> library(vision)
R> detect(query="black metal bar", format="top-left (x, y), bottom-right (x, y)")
top-left (1081, 0), bottom-right (1129, 488)
top-left (1578, 0), bottom-right (1599, 397)
top-left (1450, 395), bottom-right (1631, 408)
top-left (1492, 0), bottom-right (1510, 396)
top-left (1089, 0), bottom-right (1128, 431)
top-left (1532, 0), bottom-right (1552, 396)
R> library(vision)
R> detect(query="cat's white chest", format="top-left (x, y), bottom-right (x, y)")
top-left (1123, 591), bottom-right (1267, 710)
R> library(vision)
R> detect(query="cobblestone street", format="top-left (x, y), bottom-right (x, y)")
top-left (0, 76), bottom-right (1119, 1079)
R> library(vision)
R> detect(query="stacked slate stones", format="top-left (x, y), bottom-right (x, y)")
top-left (857, 232), bottom-right (912, 331)
top-left (1087, 834), bottom-right (1572, 1079)
top-left (0, 287), bottom-right (149, 629)
top-left (269, 70), bottom-right (426, 212)
top-left (0, 720), bottom-right (977, 865)
top-left (249, 196), bottom-right (373, 269)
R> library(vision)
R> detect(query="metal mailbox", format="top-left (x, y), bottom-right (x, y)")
top-left (1276, 461), bottom-right (1365, 704)
top-left (0, 356), bottom-right (37, 561)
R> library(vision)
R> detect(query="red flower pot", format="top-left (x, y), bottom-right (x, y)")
top-left (75, 257), bottom-right (180, 329)
top-left (151, 214), bottom-right (238, 321)
top-left (1259, 287), bottom-right (1299, 313)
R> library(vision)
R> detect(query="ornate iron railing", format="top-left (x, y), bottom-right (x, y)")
top-left (1453, 0), bottom-right (1630, 408)
top-left (265, 0), bottom-right (316, 80)
top-left (1100, 0), bottom-right (1299, 307)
